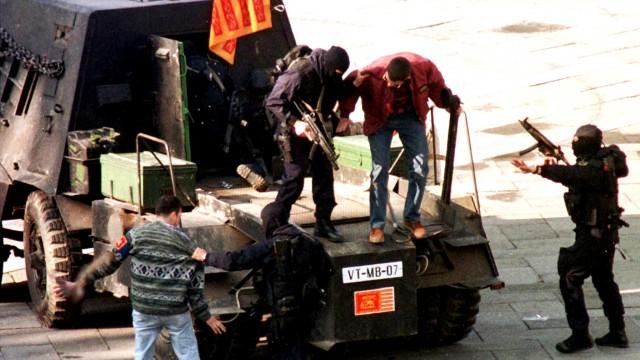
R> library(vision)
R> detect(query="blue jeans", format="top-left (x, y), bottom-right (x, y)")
top-left (368, 113), bottom-right (428, 229)
top-left (132, 310), bottom-right (199, 360)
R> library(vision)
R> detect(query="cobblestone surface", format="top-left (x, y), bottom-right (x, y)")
top-left (3, 0), bottom-right (640, 358)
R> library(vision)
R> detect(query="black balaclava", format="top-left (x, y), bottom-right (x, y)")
top-left (260, 202), bottom-right (287, 238)
top-left (572, 124), bottom-right (602, 158)
top-left (324, 46), bottom-right (350, 76)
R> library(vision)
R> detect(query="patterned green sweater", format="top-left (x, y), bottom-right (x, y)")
top-left (79, 221), bottom-right (210, 322)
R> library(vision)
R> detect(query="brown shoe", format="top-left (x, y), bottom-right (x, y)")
top-left (404, 220), bottom-right (427, 239)
top-left (369, 228), bottom-right (385, 244)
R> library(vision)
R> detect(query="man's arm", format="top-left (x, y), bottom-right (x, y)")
top-left (81, 234), bottom-right (133, 283)
top-left (539, 163), bottom-right (605, 189)
top-left (265, 71), bottom-right (302, 128)
top-left (187, 263), bottom-right (226, 334)
top-left (336, 70), bottom-right (370, 133)
top-left (420, 60), bottom-right (448, 109)
top-left (511, 159), bottom-right (605, 190)
top-left (193, 240), bottom-right (273, 271)
top-left (53, 234), bottom-right (131, 302)
top-left (338, 70), bottom-right (365, 120)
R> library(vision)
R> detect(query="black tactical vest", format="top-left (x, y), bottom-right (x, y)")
top-left (287, 57), bottom-right (323, 112)
top-left (564, 146), bottom-right (627, 230)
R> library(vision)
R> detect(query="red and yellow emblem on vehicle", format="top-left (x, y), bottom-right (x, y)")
top-left (354, 287), bottom-right (395, 316)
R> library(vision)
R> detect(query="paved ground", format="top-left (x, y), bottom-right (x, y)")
top-left (3, 0), bottom-right (640, 358)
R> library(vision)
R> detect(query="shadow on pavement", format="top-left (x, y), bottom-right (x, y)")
top-left (0, 281), bottom-right (30, 302)
top-left (0, 280), bottom-right (133, 329)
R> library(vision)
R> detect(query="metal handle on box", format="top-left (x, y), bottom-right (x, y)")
top-left (135, 133), bottom-right (177, 216)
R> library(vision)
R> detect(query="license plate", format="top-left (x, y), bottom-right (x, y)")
top-left (342, 261), bottom-right (403, 284)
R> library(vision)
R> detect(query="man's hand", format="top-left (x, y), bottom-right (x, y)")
top-left (336, 117), bottom-right (352, 134)
top-left (511, 159), bottom-right (538, 174)
top-left (353, 70), bottom-right (369, 87)
top-left (53, 277), bottom-right (86, 303)
top-left (445, 102), bottom-right (463, 117)
top-left (293, 120), bottom-right (313, 141)
top-left (455, 105), bottom-right (463, 117)
top-left (206, 316), bottom-right (227, 335)
top-left (192, 247), bottom-right (207, 262)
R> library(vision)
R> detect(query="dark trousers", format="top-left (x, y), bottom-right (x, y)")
top-left (271, 333), bottom-right (304, 360)
top-left (275, 134), bottom-right (336, 221)
top-left (269, 305), bottom-right (306, 360)
top-left (558, 227), bottom-right (625, 334)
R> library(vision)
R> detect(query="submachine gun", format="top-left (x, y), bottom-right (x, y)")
top-left (292, 100), bottom-right (340, 171)
top-left (518, 117), bottom-right (570, 165)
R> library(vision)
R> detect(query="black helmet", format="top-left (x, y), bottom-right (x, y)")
top-left (572, 124), bottom-right (602, 158)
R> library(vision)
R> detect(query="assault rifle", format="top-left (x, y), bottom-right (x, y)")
top-left (292, 100), bottom-right (340, 171)
top-left (518, 117), bottom-right (570, 165)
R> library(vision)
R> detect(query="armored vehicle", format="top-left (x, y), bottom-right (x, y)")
top-left (0, 0), bottom-right (501, 356)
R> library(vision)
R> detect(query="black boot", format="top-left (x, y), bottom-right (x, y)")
top-left (314, 218), bottom-right (345, 243)
top-left (596, 329), bottom-right (628, 348)
top-left (556, 333), bottom-right (594, 353)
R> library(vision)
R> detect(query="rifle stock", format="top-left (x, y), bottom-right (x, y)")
top-left (518, 117), bottom-right (569, 165)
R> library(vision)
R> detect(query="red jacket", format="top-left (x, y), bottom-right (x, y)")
top-left (339, 52), bottom-right (448, 135)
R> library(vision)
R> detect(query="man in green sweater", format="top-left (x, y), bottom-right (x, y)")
top-left (53, 195), bottom-right (225, 360)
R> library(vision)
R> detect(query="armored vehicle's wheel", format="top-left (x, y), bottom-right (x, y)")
top-left (1, 236), bottom-right (4, 291)
top-left (23, 191), bottom-right (81, 327)
top-left (417, 286), bottom-right (480, 346)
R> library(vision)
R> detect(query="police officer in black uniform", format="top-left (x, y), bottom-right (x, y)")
top-left (192, 202), bottom-right (331, 359)
top-left (265, 46), bottom-right (351, 243)
top-left (512, 124), bottom-right (629, 353)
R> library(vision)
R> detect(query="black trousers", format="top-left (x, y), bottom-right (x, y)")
top-left (275, 134), bottom-right (336, 221)
top-left (558, 226), bottom-right (625, 334)
top-left (271, 332), bottom-right (304, 360)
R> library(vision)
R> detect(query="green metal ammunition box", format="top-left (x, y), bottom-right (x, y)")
top-left (333, 135), bottom-right (407, 177)
top-left (100, 152), bottom-right (197, 209)
top-left (66, 128), bottom-right (118, 195)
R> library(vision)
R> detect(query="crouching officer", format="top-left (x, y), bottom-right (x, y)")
top-left (192, 202), bottom-right (331, 359)
top-left (265, 46), bottom-right (351, 242)
top-left (512, 124), bottom-right (629, 353)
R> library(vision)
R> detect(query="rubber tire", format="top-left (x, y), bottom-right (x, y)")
top-left (23, 191), bottom-right (81, 327)
top-left (1, 235), bottom-right (4, 292)
top-left (417, 286), bottom-right (481, 346)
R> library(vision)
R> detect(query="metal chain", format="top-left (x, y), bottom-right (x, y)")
top-left (0, 27), bottom-right (64, 78)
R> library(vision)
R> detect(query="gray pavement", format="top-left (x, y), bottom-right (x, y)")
top-left (3, 0), bottom-right (640, 358)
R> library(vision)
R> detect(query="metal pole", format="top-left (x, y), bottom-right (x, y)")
top-left (440, 108), bottom-right (459, 205)
top-left (135, 133), bottom-right (177, 217)
top-left (463, 112), bottom-right (481, 216)
top-left (429, 106), bottom-right (439, 185)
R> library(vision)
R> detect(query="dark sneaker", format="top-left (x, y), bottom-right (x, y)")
top-left (595, 330), bottom-right (629, 348)
top-left (556, 334), bottom-right (594, 353)
top-left (236, 164), bottom-right (269, 192)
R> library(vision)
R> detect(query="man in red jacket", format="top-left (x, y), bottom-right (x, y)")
top-left (338, 53), bottom-right (461, 244)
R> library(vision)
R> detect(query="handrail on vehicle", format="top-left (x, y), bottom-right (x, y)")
top-left (135, 133), bottom-right (177, 217)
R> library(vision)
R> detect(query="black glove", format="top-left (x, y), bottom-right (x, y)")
top-left (440, 87), bottom-right (461, 113)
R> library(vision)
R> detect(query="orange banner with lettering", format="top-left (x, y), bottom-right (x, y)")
top-left (209, 0), bottom-right (272, 64)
